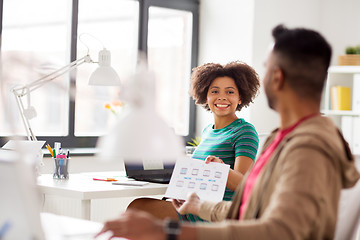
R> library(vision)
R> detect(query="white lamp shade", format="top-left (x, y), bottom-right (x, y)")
top-left (97, 106), bottom-right (185, 164)
top-left (88, 49), bottom-right (121, 86)
top-left (88, 66), bottom-right (121, 86)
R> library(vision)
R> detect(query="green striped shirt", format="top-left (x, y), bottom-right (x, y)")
top-left (180, 118), bottom-right (259, 222)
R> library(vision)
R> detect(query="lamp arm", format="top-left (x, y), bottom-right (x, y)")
top-left (13, 55), bottom-right (92, 96)
top-left (12, 91), bottom-right (36, 141)
top-left (11, 54), bottom-right (93, 141)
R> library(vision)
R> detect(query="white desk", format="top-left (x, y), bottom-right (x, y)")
top-left (37, 172), bottom-right (168, 221)
top-left (41, 212), bottom-right (125, 240)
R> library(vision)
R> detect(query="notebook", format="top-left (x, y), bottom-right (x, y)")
top-left (0, 149), bottom-right (112, 240)
top-left (124, 160), bottom-right (175, 184)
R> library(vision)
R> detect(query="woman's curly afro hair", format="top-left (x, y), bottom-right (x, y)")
top-left (189, 61), bottom-right (260, 111)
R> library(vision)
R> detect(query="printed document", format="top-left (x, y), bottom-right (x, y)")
top-left (165, 158), bottom-right (229, 202)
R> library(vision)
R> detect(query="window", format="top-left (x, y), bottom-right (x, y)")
top-left (1, 0), bottom-right (70, 137)
top-left (0, 0), bottom-right (199, 149)
top-left (148, 6), bottom-right (193, 136)
top-left (75, 0), bottom-right (139, 136)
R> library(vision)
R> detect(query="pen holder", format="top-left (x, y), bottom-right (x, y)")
top-left (53, 157), bottom-right (70, 179)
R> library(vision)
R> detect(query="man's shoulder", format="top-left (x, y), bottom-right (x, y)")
top-left (291, 116), bottom-right (336, 140)
top-left (283, 116), bottom-right (345, 159)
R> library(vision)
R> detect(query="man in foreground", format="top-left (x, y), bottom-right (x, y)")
top-left (96, 25), bottom-right (360, 240)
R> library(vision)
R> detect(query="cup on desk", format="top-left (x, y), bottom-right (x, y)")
top-left (53, 157), bottom-right (70, 179)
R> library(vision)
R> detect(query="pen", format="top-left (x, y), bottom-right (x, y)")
top-left (54, 142), bottom-right (61, 156)
top-left (46, 144), bottom-right (54, 157)
top-left (56, 154), bottom-right (66, 158)
top-left (59, 159), bottom-right (63, 175)
top-left (93, 178), bottom-right (118, 182)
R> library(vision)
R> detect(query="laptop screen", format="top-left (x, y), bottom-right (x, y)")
top-left (124, 161), bottom-right (175, 183)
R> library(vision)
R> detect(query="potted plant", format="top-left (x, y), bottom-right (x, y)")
top-left (338, 45), bottom-right (360, 65)
top-left (186, 136), bottom-right (201, 155)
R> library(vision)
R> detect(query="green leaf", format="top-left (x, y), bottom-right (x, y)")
top-left (187, 136), bottom-right (201, 146)
top-left (346, 46), bottom-right (357, 54)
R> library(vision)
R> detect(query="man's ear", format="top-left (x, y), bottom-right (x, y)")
top-left (272, 67), bottom-right (285, 90)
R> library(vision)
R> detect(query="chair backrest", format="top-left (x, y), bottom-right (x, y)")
top-left (334, 179), bottom-right (360, 240)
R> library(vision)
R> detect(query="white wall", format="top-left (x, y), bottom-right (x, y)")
top-left (319, 0), bottom-right (360, 64)
top-left (250, 0), bottom-right (322, 134)
top-left (197, 0), bottom-right (360, 137)
top-left (196, 0), bottom-right (255, 136)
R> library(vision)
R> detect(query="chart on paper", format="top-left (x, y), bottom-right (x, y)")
top-left (165, 158), bottom-right (230, 202)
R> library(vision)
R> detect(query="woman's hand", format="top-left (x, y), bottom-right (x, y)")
top-left (172, 192), bottom-right (202, 216)
top-left (205, 155), bottom-right (224, 164)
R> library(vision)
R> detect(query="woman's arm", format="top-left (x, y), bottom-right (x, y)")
top-left (206, 155), bottom-right (253, 191)
top-left (227, 156), bottom-right (253, 190)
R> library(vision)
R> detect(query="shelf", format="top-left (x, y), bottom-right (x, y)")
top-left (322, 67), bottom-right (360, 155)
top-left (322, 110), bottom-right (360, 116)
top-left (329, 65), bottom-right (360, 73)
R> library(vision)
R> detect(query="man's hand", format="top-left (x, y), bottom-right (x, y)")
top-left (95, 209), bottom-right (165, 240)
top-left (172, 192), bottom-right (202, 216)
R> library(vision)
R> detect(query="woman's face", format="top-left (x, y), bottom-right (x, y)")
top-left (206, 76), bottom-right (241, 117)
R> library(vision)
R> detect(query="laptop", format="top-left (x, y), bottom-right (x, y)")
top-left (0, 149), bottom-right (112, 240)
top-left (124, 160), bottom-right (175, 184)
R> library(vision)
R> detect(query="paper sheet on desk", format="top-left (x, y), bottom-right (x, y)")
top-left (1, 140), bottom-right (45, 165)
top-left (165, 158), bottom-right (229, 202)
top-left (83, 171), bottom-right (149, 186)
top-left (2, 139), bottom-right (45, 150)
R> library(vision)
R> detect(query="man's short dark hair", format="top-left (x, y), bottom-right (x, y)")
top-left (272, 24), bottom-right (332, 101)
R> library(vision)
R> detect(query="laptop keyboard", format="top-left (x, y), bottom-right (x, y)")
top-left (132, 176), bottom-right (170, 184)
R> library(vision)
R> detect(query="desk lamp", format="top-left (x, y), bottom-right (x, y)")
top-left (11, 48), bottom-right (121, 141)
top-left (96, 56), bottom-right (184, 166)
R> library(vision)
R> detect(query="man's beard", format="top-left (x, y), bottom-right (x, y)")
top-left (264, 81), bottom-right (275, 110)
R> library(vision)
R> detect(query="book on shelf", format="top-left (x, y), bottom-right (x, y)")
top-left (341, 116), bottom-right (353, 149)
top-left (341, 116), bottom-right (360, 155)
top-left (353, 117), bottom-right (360, 155)
top-left (330, 86), bottom-right (351, 111)
top-left (353, 74), bottom-right (360, 112)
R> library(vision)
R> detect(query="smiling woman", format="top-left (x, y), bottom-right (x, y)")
top-left (188, 61), bottom-right (260, 199)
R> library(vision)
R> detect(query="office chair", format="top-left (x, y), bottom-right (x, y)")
top-left (334, 179), bottom-right (360, 240)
